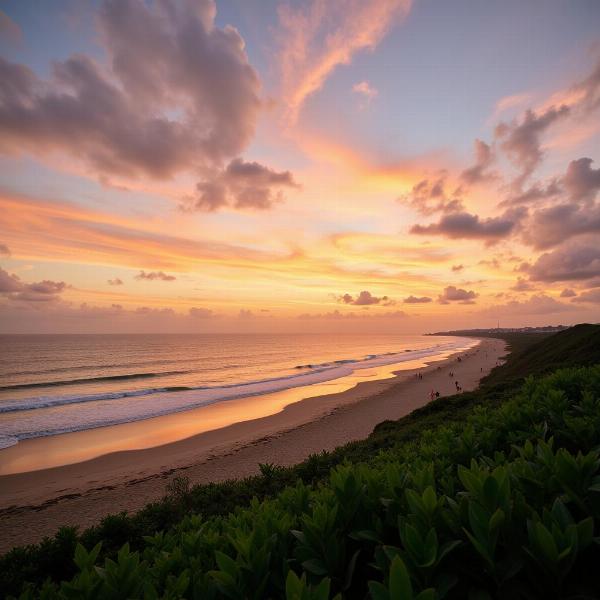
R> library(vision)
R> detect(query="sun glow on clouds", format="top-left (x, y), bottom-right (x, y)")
top-left (1, 0), bottom-right (600, 331)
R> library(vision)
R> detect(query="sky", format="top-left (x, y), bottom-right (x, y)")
top-left (0, 0), bottom-right (600, 334)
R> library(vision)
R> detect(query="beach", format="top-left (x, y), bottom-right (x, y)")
top-left (0, 337), bottom-right (505, 553)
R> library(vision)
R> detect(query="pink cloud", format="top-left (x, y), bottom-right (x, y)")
top-left (0, 266), bottom-right (67, 302)
top-left (437, 285), bottom-right (478, 305)
top-left (277, 0), bottom-right (412, 123)
top-left (352, 80), bottom-right (378, 104)
top-left (460, 139), bottom-right (497, 184)
top-left (183, 158), bottom-right (300, 212)
top-left (399, 174), bottom-right (464, 216)
top-left (337, 290), bottom-right (394, 306)
top-left (0, 0), bottom-right (297, 211)
top-left (135, 271), bottom-right (176, 282)
top-left (410, 209), bottom-right (524, 244)
top-left (480, 294), bottom-right (575, 316)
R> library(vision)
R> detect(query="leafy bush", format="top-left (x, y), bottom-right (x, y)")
top-left (9, 365), bottom-right (600, 599)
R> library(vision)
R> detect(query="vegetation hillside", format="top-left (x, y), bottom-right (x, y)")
top-left (2, 324), bottom-right (600, 598)
top-left (484, 324), bottom-right (600, 384)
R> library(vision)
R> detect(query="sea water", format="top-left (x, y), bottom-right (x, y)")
top-left (0, 333), bottom-right (474, 449)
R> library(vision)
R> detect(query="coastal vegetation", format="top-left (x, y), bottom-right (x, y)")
top-left (2, 324), bottom-right (600, 598)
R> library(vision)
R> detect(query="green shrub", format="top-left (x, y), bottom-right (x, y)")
top-left (8, 365), bottom-right (600, 598)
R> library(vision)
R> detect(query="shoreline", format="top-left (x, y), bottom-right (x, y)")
top-left (0, 337), bottom-right (471, 456)
top-left (0, 337), bottom-right (478, 474)
top-left (0, 337), bottom-right (506, 553)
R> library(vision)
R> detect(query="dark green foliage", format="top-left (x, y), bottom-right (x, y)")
top-left (468, 323), bottom-right (600, 386)
top-left (2, 325), bottom-right (600, 598)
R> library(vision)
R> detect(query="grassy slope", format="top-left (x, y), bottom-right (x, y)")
top-left (2, 324), bottom-right (599, 595)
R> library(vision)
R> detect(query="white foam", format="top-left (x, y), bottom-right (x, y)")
top-left (0, 434), bottom-right (18, 450)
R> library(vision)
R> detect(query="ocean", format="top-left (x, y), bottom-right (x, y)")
top-left (0, 333), bottom-right (473, 450)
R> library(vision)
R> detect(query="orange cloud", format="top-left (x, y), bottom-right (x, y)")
top-left (0, 191), bottom-right (275, 271)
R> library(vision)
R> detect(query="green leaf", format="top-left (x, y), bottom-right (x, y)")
top-left (420, 529), bottom-right (438, 568)
top-left (489, 508), bottom-right (505, 534)
top-left (314, 577), bottom-right (332, 600)
top-left (577, 517), bottom-right (594, 549)
top-left (389, 556), bottom-right (413, 599)
top-left (422, 487), bottom-right (437, 514)
top-left (73, 544), bottom-right (87, 571)
top-left (463, 528), bottom-right (492, 567)
top-left (368, 580), bottom-right (390, 600)
top-left (533, 523), bottom-right (559, 563)
top-left (215, 551), bottom-right (238, 577)
top-left (285, 570), bottom-right (303, 599)
top-left (403, 524), bottom-right (423, 560)
top-left (302, 558), bottom-right (328, 576)
top-left (344, 549), bottom-right (360, 591)
top-left (350, 529), bottom-right (381, 543)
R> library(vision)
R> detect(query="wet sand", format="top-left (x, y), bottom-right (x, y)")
top-left (0, 337), bottom-right (505, 553)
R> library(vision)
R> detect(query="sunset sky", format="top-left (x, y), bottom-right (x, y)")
top-left (1, 0), bottom-right (600, 333)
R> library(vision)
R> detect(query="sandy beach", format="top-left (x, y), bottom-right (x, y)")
top-left (0, 337), bottom-right (505, 553)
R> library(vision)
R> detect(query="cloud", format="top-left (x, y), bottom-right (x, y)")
top-left (277, 0), bottom-right (412, 123)
top-left (572, 288), bottom-right (600, 304)
top-left (0, 300), bottom-right (227, 333)
top-left (560, 288), bottom-right (577, 298)
top-left (528, 238), bottom-right (600, 282)
top-left (451, 264), bottom-right (464, 272)
top-left (298, 309), bottom-right (406, 320)
top-left (0, 10), bottom-right (21, 45)
top-left (77, 303), bottom-right (125, 318)
top-left (135, 270), bottom-right (176, 281)
top-left (189, 307), bottom-right (215, 318)
top-left (491, 92), bottom-right (532, 120)
top-left (0, 243), bottom-right (10, 256)
top-left (299, 309), bottom-right (349, 320)
top-left (403, 295), bottom-right (432, 304)
top-left (495, 105), bottom-right (570, 184)
top-left (338, 290), bottom-right (393, 305)
top-left (0, 191), bottom-right (281, 272)
top-left (437, 285), bottom-right (478, 304)
top-left (562, 157), bottom-right (600, 203)
top-left (511, 276), bottom-right (536, 292)
top-left (568, 57), bottom-right (600, 114)
top-left (479, 257), bottom-right (501, 269)
top-left (135, 306), bottom-right (176, 317)
top-left (238, 308), bottom-right (254, 319)
top-left (184, 158), bottom-right (300, 211)
top-left (353, 80), bottom-right (378, 104)
top-left (501, 179), bottom-right (561, 206)
top-left (524, 202), bottom-right (600, 249)
top-left (107, 277), bottom-right (123, 286)
top-left (0, 266), bottom-right (67, 301)
top-left (0, 266), bottom-right (22, 292)
top-left (481, 293), bottom-right (574, 316)
top-left (26, 281), bottom-right (66, 294)
top-left (398, 175), bottom-right (464, 216)
top-left (0, 0), bottom-right (270, 198)
top-left (410, 209), bottom-right (524, 243)
top-left (460, 139), bottom-right (496, 184)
